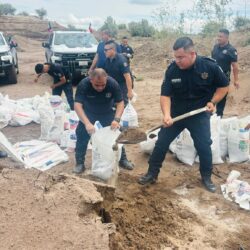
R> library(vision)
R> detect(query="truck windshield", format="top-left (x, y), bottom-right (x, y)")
top-left (0, 35), bottom-right (6, 46)
top-left (54, 33), bottom-right (98, 48)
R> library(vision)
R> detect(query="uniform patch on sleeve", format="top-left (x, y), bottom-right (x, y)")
top-left (234, 51), bottom-right (237, 55)
top-left (123, 62), bottom-right (128, 67)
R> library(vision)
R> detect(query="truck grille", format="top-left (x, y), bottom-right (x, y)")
top-left (61, 53), bottom-right (95, 73)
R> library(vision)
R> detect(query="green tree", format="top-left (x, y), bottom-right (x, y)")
top-left (201, 21), bottom-right (222, 36)
top-left (35, 8), bottom-right (47, 20)
top-left (178, 12), bottom-right (185, 34)
top-left (128, 19), bottom-right (155, 37)
top-left (234, 16), bottom-right (250, 30)
top-left (194, 0), bottom-right (232, 25)
top-left (99, 16), bottom-right (118, 37)
top-left (118, 23), bottom-right (127, 30)
top-left (0, 3), bottom-right (16, 15)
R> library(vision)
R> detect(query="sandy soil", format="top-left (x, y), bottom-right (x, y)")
top-left (0, 33), bottom-right (250, 250)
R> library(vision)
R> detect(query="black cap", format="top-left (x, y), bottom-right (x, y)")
top-left (35, 63), bottom-right (44, 74)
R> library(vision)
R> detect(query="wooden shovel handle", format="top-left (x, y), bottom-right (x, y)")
top-left (147, 107), bottom-right (208, 134)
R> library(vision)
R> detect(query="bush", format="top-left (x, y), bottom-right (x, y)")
top-left (234, 16), bottom-right (250, 30)
top-left (0, 3), bottom-right (16, 16)
top-left (118, 23), bottom-right (127, 30)
top-left (201, 21), bottom-right (223, 37)
top-left (99, 16), bottom-right (118, 37)
top-left (35, 8), bottom-right (47, 20)
top-left (128, 19), bottom-right (155, 37)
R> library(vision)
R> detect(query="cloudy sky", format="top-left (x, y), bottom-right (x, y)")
top-left (6, 0), bottom-right (250, 30)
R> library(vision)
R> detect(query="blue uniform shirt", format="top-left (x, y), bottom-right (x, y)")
top-left (104, 53), bottom-right (130, 96)
top-left (96, 41), bottom-right (121, 69)
top-left (75, 76), bottom-right (123, 123)
top-left (161, 56), bottom-right (229, 117)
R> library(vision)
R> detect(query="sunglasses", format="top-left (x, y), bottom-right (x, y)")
top-left (104, 48), bottom-right (113, 52)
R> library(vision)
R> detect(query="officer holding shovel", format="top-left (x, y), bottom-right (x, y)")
top-left (73, 68), bottom-right (124, 174)
top-left (138, 37), bottom-right (229, 192)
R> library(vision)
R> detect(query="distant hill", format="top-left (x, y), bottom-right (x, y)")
top-left (0, 15), bottom-right (66, 39)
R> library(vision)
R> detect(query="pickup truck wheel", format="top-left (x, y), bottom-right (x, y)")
top-left (6, 65), bottom-right (17, 84)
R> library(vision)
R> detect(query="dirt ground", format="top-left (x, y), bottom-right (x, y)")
top-left (0, 32), bottom-right (250, 250)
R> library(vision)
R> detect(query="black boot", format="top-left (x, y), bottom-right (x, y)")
top-left (201, 174), bottom-right (216, 193)
top-left (119, 147), bottom-right (134, 170)
top-left (138, 173), bottom-right (157, 185)
top-left (0, 151), bottom-right (7, 158)
top-left (73, 164), bottom-right (85, 174)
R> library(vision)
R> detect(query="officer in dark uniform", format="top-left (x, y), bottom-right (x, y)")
top-left (89, 30), bottom-right (121, 72)
top-left (34, 63), bottom-right (74, 110)
top-left (211, 28), bottom-right (239, 117)
top-left (138, 37), bottom-right (229, 193)
top-left (103, 40), bottom-right (134, 170)
top-left (104, 40), bottom-right (133, 104)
top-left (120, 36), bottom-right (134, 65)
top-left (73, 68), bottom-right (124, 174)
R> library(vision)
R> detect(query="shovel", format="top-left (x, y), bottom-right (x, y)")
top-left (109, 106), bottom-right (207, 186)
top-left (113, 106), bottom-right (208, 147)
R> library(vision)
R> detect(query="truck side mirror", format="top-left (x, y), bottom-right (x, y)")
top-left (42, 42), bottom-right (50, 48)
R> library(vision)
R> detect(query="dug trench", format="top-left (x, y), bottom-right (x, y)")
top-left (99, 172), bottom-right (250, 250)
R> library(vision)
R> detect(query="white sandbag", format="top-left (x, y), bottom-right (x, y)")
top-left (49, 95), bottom-right (66, 111)
top-left (169, 137), bottom-right (178, 154)
top-left (60, 130), bottom-right (70, 148)
top-left (47, 110), bottom-right (65, 143)
top-left (221, 170), bottom-right (250, 210)
top-left (9, 109), bottom-right (34, 126)
top-left (140, 128), bottom-right (160, 155)
top-left (65, 111), bottom-right (79, 152)
top-left (0, 106), bottom-right (12, 129)
top-left (0, 131), bottom-right (24, 164)
top-left (120, 102), bottom-right (138, 127)
top-left (196, 115), bottom-right (223, 164)
top-left (38, 103), bottom-right (55, 140)
top-left (91, 126), bottom-right (121, 181)
top-left (228, 119), bottom-right (249, 163)
top-left (14, 140), bottom-right (69, 171)
top-left (220, 117), bottom-right (237, 158)
top-left (175, 129), bottom-right (196, 166)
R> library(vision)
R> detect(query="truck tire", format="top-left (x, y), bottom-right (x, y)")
top-left (6, 66), bottom-right (17, 84)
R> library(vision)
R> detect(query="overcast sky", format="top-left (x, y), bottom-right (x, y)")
top-left (6, 0), bottom-right (250, 30)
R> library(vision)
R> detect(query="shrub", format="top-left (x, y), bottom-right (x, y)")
top-left (128, 19), bottom-right (155, 37)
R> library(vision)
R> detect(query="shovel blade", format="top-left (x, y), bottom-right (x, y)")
top-left (116, 128), bottom-right (147, 144)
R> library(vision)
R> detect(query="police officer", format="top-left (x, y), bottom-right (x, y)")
top-left (104, 40), bottom-right (134, 170)
top-left (104, 40), bottom-right (133, 104)
top-left (34, 63), bottom-right (74, 110)
top-left (211, 28), bottom-right (239, 117)
top-left (73, 68), bottom-right (124, 174)
top-left (138, 37), bottom-right (229, 193)
top-left (120, 36), bottom-right (134, 65)
top-left (89, 30), bottom-right (121, 72)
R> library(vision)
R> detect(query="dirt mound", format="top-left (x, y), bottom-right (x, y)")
top-left (0, 168), bottom-right (114, 250)
top-left (0, 16), bottom-right (65, 39)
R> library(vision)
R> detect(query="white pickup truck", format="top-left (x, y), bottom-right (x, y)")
top-left (0, 32), bottom-right (18, 84)
top-left (42, 31), bottom-right (98, 85)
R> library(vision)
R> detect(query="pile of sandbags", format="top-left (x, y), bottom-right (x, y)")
top-left (140, 114), bottom-right (250, 165)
